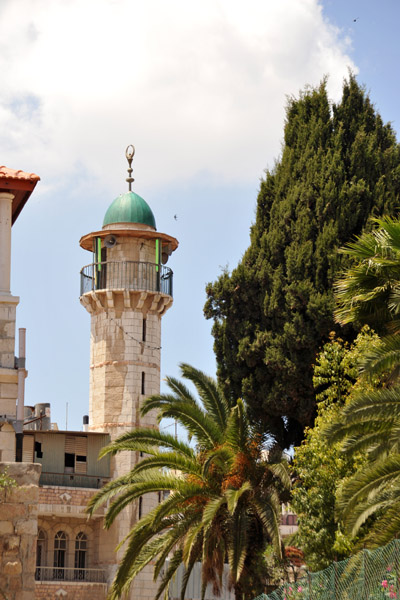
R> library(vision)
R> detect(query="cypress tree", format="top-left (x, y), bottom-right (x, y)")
top-left (204, 75), bottom-right (400, 448)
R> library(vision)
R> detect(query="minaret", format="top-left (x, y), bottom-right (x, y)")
top-left (79, 146), bottom-right (178, 596)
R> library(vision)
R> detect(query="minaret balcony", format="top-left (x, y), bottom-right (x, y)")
top-left (80, 261), bottom-right (173, 297)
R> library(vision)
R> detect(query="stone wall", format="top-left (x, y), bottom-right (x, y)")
top-left (0, 461), bottom-right (41, 600)
top-left (38, 485), bottom-right (101, 510)
top-left (35, 582), bottom-right (107, 600)
top-left (0, 296), bottom-right (19, 463)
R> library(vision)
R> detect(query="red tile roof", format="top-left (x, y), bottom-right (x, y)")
top-left (0, 166), bottom-right (40, 183)
top-left (0, 166), bottom-right (40, 224)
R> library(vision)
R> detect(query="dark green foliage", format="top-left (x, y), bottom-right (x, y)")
top-left (204, 75), bottom-right (400, 448)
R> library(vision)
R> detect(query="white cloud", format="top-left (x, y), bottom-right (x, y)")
top-left (0, 0), bottom-right (356, 194)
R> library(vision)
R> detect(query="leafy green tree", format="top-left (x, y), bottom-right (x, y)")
top-left (291, 328), bottom-right (378, 570)
top-left (0, 467), bottom-right (16, 494)
top-left (88, 364), bottom-right (290, 600)
top-left (204, 76), bottom-right (400, 448)
top-left (323, 218), bottom-right (400, 547)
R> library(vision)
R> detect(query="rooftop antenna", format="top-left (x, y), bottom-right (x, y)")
top-left (126, 144), bottom-right (135, 191)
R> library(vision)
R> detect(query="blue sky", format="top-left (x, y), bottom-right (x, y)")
top-left (3, 0), bottom-right (399, 431)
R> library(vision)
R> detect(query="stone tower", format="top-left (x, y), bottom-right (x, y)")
top-left (79, 147), bottom-right (178, 597)
top-left (0, 168), bottom-right (39, 462)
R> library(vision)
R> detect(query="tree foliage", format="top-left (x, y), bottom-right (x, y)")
top-left (204, 75), bottom-right (400, 448)
top-left (88, 364), bottom-right (290, 600)
top-left (323, 218), bottom-right (400, 547)
top-left (291, 329), bottom-right (378, 570)
top-left (0, 467), bottom-right (16, 494)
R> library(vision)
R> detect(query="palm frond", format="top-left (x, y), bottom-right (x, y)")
top-left (87, 471), bottom-right (138, 516)
top-left (337, 454), bottom-right (400, 523)
top-left (182, 521), bottom-right (205, 565)
top-left (164, 376), bottom-right (198, 403)
top-left (252, 497), bottom-right (282, 559)
top-left (227, 509), bottom-right (249, 582)
top-left (266, 461), bottom-right (291, 490)
top-left (360, 334), bottom-right (400, 376)
top-left (152, 514), bottom-right (201, 579)
top-left (180, 362), bottom-right (230, 428)
top-left (225, 481), bottom-right (252, 514)
top-left (180, 554), bottom-right (200, 600)
top-left (225, 399), bottom-right (250, 451)
top-left (323, 387), bottom-right (400, 444)
top-left (202, 446), bottom-right (234, 476)
top-left (98, 427), bottom-right (195, 459)
top-left (201, 496), bottom-right (226, 529)
top-left (339, 429), bottom-right (396, 458)
top-left (154, 549), bottom-right (183, 600)
top-left (143, 399), bottom-right (223, 447)
top-left (361, 498), bottom-right (400, 547)
top-left (131, 452), bottom-right (202, 477)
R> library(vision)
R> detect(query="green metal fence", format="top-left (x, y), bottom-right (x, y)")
top-left (255, 539), bottom-right (400, 600)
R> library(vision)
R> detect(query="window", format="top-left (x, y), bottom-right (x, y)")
top-left (138, 496), bottom-right (143, 519)
top-left (64, 436), bottom-right (87, 474)
top-left (74, 532), bottom-right (88, 580)
top-left (141, 372), bottom-right (145, 395)
top-left (142, 318), bottom-right (146, 342)
top-left (35, 529), bottom-right (46, 580)
top-left (53, 531), bottom-right (67, 579)
top-left (22, 435), bottom-right (34, 462)
top-left (35, 441), bottom-right (43, 459)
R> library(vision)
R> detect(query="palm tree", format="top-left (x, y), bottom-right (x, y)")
top-left (87, 363), bottom-right (290, 600)
top-left (334, 216), bottom-right (400, 335)
top-left (323, 386), bottom-right (400, 546)
top-left (323, 217), bottom-right (400, 546)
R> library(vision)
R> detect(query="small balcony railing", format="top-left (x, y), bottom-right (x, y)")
top-left (35, 566), bottom-right (106, 583)
top-left (80, 261), bottom-right (173, 297)
top-left (40, 471), bottom-right (110, 489)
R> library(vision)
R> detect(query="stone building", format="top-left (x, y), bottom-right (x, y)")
top-left (0, 156), bottom-right (296, 600)
top-left (0, 153), bottom-right (178, 600)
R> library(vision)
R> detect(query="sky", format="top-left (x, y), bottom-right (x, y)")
top-left (3, 0), bottom-right (400, 431)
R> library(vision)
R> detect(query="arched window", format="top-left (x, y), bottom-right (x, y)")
top-left (53, 531), bottom-right (67, 580)
top-left (74, 532), bottom-right (88, 580)
top-left (35, 529), bottom-right (47, 580)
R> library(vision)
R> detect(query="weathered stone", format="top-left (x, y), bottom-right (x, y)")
top-left (4, 559), bottom-right (22, 575)
top-left (19, 534), bottom-right (35, 559)
top-left (0, 520), bottom-right (13, 535)
top-left (14, 518), bottom-right (37, 536)
top-left (1, 461), bottom-right (41, 486)
top-left (4, 535), bottom-right (20, 551)
top-left (0, 502), bottom-right (26, 518)
top-left (8, 483), bottom-right (38, 503)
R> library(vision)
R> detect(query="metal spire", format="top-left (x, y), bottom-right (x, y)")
top-left (125, 145), bottom-right (135, 191)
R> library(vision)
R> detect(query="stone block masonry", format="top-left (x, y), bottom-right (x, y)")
top-left (35, 582), bottom-right (107, 600)
top-left (0, 461), bottom-right (41, 600)
top-left (38, 486), bottom-right (98, 507)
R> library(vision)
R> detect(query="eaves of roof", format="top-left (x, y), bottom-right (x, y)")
top-left (0, 166), bottom-right (40, 224)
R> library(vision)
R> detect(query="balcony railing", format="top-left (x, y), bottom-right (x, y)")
top-left (35, 566), bottom-right (106, 583)
top-left (80, 261), bottom-right (173, 297)
top-left (40, 471), bottom-right (110, 489)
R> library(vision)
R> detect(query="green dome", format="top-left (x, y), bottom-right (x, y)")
top-left (103, 192), bottom-right (156, 228)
